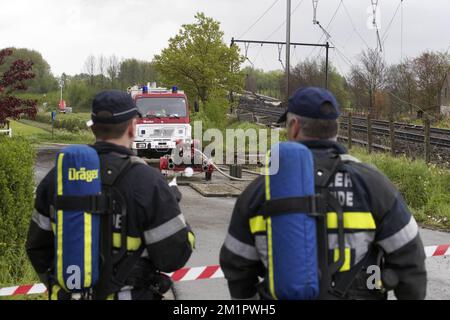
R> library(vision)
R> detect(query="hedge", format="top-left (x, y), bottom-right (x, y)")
top-left (32, 112), bottom-right (89, 132)
top-left (0, 137), bottom-right (36, 286)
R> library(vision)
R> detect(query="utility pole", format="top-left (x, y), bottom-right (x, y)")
top-left (59, 79), bottom-right (64, 101)
top-left (325, 42), bottom-right (329, 89)
top-left (285, 0), bottom-right (291, 106)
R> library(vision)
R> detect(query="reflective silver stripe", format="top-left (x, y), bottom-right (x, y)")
top-left (224, 233), bottom-right (259, 261)
top-left (32, 210), bottom-right (52, 231)
top-left (144, 214), bottom-right (186, 244)
top-left (92, 107), bottom-right (138, 118)
top-left (328, 232), bottom-right (375, 264)
top-left (114, 108), bottom-right (139, 117)
top-left (377, 216), bottom-right (419, 254)
top-left (140, 249), bottom-right (149, 257)
top-left (231, 294), bottom-right (259, 300)
top-left (255, 235), bottom-right (268, 267)
top-left (340, 154), bottom-right (361, 163)
top-left (117, 290), bottom-right (132, 300)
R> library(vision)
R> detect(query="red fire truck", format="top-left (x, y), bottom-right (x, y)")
top-left (129, 84), bottom-right (213, 180)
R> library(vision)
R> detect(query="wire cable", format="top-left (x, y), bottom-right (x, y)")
top-left (388, 91), bottom-right (432, 117)
top-left (265, 0), bottom-right (305, 41)
top-left (341, 0), bottom-right (370, 49)
top-left (250, 0), bottom-right (305, 68)
top-left (370, 0), bottom-right (383, 51)
top-left (381, 0), bottom-right (403, 45)
top-left (401, 0), bottom-right (404, 60)
top-left (238, 0), bottom-right (281, 39)
top-left (306, 0), bottom-right (343, 60)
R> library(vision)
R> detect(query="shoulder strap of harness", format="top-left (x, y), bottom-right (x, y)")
top-left (312, 155), bottom-right (347, 297)
top-left (93, 152), bottom-right (147, 299)
top-left (315, 154), bottom-right (379, 299)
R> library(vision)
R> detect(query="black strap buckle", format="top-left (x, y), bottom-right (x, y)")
top-left (262, 195), bottom-right (319, 217)
top-left (54, 194), bottom-right (111, 214)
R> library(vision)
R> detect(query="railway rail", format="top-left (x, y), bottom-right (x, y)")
top-left (237, 97), bottom-right (450, 150)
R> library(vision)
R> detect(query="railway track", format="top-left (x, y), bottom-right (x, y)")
top-left (237, 100), bottom-right (450, 149)
top-left (343, 115), bottom-right (450, 138)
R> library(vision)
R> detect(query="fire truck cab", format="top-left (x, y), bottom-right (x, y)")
top-left (129, 84), bottom-right (192, 158)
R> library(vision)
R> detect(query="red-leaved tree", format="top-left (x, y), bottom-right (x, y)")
top-left (0, 48), bottom-right (37, 125)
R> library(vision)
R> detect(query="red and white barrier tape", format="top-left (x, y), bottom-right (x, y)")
top-left (1, 244), bottom-right (449, 297)
top-left (0, 265), bottom-right (224, 297)
top-left (424, 244), bottom-right (450, 257)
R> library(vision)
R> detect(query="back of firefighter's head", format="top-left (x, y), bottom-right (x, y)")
top-left (278, 87), bottom-right (340, 141)
top-left (90, 90), bottom-right (141, 147)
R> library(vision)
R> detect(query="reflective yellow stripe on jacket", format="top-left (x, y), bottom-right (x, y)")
top-left (112, 233), bottom-right (142, 251)
top-left (327, 212), bottom-right (376, 230)
top-left (56, 153), bottom-right (67, 291)
top-left (250, 212), bottom-right (376, 234)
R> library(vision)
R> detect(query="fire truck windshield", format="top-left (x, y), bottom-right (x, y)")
top-left (136, 97), bottom-right (187, 118)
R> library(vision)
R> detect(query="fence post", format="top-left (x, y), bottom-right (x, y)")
top-left (389, 113), bottom-right (395, 156)
top-left (229, 164), bottom-right (242, 179)
top-left (367, 112), bottom-right (373, 154)
top-left (424, 115), bottom-right (431, 164)
top-left (347, 112), bottom-right (353, 150)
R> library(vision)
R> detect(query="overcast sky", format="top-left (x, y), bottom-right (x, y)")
top-left (1, 0), bottom-right (449, 76)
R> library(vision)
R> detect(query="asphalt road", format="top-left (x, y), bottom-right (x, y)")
top-left (35, 146), bottom-right (450, 300)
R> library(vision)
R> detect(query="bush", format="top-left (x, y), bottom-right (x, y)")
top-left (191, 92), bottom-right (230, 131)
top-left (32, 112), bottom-right (90, 132)
top-left (0, 137), bottom-right (36, 286)
top-left (351, 148), bottom-right (450, 228)
top-left (66, 81), bottom-right (97, 111)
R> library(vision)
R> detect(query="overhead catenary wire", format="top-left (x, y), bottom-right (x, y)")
top-left (306, 0), bottom-right (343, 60)
top-left (370, 0), bottom-right (383, 52)
top-left (387, 91), bottom-right (432, 117)
top-left (251, 0), bottom-right (305, 67)
top-left (238, 0), bottom-right (281, 39)
top-left (341, 0), bottom-right (370, 50)
top-left (381, 0), bottom-right (403, 45)
top-left (277, 44), bottom-right (285, 69)
top-left (264, 0), bottom-right (305, 41)
top-left (243, 42), bottom-right (255, 68)
top-left (401, 0), bottom-right (404, 61)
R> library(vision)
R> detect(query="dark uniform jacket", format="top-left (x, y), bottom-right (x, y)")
top-left (220, 140), bottom-right (427, 300)
top-left (26, 141), bottom-right (193, 300)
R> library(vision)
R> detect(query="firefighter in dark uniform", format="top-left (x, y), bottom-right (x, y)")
top-left (26, 90), bottom-right (194, 300)
top-left (220, 87), bottom-right (427, 300)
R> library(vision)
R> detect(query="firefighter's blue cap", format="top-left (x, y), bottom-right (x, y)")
top-left (277, 87), bottom-right (340, 123)
top-left (91, 90), bottom-right (141, 124)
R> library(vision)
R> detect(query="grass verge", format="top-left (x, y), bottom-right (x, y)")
top-left (9, 119), bottom-right (94, 145)
top-left (350, 147), bottom-right (450, 230)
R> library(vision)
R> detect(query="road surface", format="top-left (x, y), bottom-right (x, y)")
top-left (35, 146), bottom-right (450, 300)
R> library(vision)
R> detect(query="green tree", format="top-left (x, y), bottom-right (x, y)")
top-left (242, 67), bottom-right (284, 99)
top-left (65, 79), bottom-right (96, 111)
top-left (118, 58), bottom-right (159, 89)
top-left (290, 59), bottom-right (350, 108)
top-left (386, 60), bottom-right (417, 115)
top-left (154, 12), bottom-right (244, 105)
top-left (412, 51), bottom-right (450, 107)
